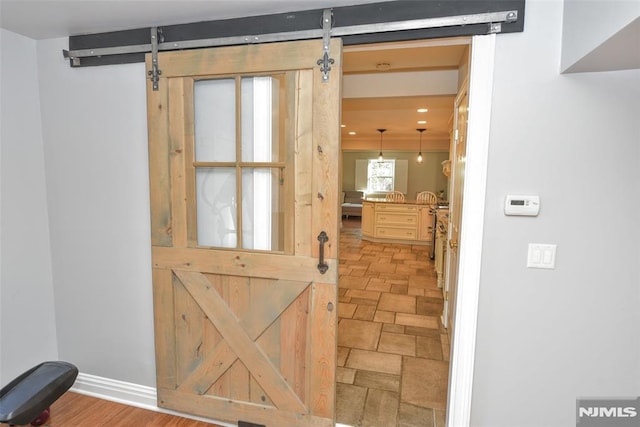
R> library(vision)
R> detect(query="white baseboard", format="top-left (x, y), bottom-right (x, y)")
top-left (71, 373), bottom-right (235, 427)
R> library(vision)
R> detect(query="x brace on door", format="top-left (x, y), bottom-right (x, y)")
top-left (174, 270), bottom-right (310, 412)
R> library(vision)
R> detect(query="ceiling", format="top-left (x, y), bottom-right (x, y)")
top-left (342, 40), bottom-right (467, 151)
top-left (1, 0), bottom-right (465, 153)
top-left (0, 0), bottom-right (391, 40)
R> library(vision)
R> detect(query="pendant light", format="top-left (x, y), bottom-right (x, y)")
top-left (416, 128), bottom-right (426, 163)
top-left (377, 128), bottom-right (387, 161)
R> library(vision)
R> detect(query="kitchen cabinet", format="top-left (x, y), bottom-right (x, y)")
top-left (361, 201), bottom-right (375, 236)
top-left (418, 206), bottom-right (434, 242)
top-left (361, 200), bottom-right (432, 245)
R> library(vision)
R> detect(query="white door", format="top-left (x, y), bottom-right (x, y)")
top-left (443, 82), bottom-right (468, 332)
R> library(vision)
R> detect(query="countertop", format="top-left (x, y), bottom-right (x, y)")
top-left (364, 198), bottom-right (449, 208)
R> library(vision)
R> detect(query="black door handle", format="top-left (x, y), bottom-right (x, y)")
top-left (317, 231), bottom-right (329, 274)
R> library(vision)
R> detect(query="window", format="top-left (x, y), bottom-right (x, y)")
top-left (193, 75), bottom-right (289, 252)
top-left (367, 159), bottom-right (395, 193)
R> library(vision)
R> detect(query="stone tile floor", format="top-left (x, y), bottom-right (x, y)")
top-left (337, 219), bottom-right (449, 427)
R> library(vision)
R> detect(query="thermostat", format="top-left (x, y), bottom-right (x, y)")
top-left (504, 195), bottom-right (540, 216)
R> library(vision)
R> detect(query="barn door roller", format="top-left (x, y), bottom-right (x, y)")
top-left (148, 27), bottom-right (162, 91)
top-left (317, 9), bottom-right (335, 82)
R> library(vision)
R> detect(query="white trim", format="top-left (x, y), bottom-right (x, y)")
top-left (71, 372), bottom-right (157, 408)
top-left (446, 34), bottom-right (496, 427)
top-left (71, 373), bottom-right (236, 427)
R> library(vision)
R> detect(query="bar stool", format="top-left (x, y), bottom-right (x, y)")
top-left (384, 191), bottom-right (405, 202)
top-left (416, 191), bottom-right (438, 205)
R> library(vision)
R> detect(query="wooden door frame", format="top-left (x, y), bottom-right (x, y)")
top-left (446, 34), bottom-right (495, 427)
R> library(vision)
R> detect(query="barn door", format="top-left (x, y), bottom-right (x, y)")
top-left (146, 39), bottom-right (341, 427)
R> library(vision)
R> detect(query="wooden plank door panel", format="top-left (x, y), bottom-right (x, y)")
top-left (174, 271), bottom-right (307, 411)
top-left (154, 272), bottom-right (333, 426)
top-left (146, 39), bottom-right (341, 427)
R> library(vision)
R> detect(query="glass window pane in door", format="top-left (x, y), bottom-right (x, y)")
top-left (241, 76), bottom-right (281, 162)
top-left (194, 79), bottom-right (236, 162)
top-left (242, 168), bottom-right (282, 251)
top-left (196, 168), bottom-right (237, 248)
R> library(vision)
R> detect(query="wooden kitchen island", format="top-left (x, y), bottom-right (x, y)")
top-left (361, 199), bottom-right (434, 245)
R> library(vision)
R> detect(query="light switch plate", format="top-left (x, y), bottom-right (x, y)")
top-left (527, 243), bottom-right (556, 269)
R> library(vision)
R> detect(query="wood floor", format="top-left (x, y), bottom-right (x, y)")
top-left (38, 391), bottom-right (223, 426)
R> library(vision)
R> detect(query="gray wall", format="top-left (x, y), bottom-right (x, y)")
top-left (35, 37), bottom-right (156, 386)
top-left (471, 2), bottom-right (640, 426)
top-left (561, 0), bottom-right (640, 71)
top-left (0, 29), bottom-right (59, 383)
top-left (342, 151), bottom-right (449, 200)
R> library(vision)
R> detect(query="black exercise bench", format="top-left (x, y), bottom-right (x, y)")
top-left (0, 361), bottom-right (78, 426)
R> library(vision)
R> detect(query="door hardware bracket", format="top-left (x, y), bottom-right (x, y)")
top-left (148, 27), bottom-right (164, 91)
top-left (62, 50), bottom-right (81, 66)
top-left (488, 10), bottom-right (517, 33)
top-left (316, 9), bottom-right (335, 82)
top-left (487, 22), bottom-right (502, 33)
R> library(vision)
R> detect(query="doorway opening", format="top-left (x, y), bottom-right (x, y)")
top-left (336, 37), bottom-right (471, 426)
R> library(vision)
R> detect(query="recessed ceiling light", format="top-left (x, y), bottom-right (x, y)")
top-left (341, 124), bottom-right (346, 128)
top-left (417, 120), bottom-right (427, 124)
top-left (417, 108), bottom-right (428, 113)
top-left (348, 131), bottom-right (356, 135)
